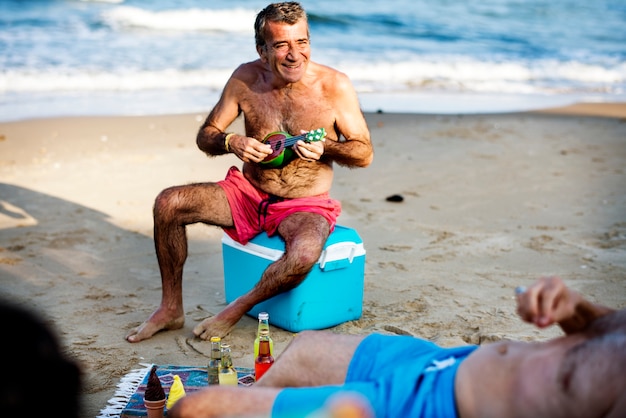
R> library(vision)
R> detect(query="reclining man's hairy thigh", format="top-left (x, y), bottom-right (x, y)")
top-left (256, 331), bottom-right (365, 387)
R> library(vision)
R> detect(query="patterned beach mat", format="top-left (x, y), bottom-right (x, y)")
top-left (97, 364), bottom-right (255, 417)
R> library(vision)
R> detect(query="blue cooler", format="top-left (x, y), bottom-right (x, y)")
top-left (222, 225), bottom-right (366, 332)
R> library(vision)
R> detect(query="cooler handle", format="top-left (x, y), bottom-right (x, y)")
top-left (319, 242), bottom-right (358, 271)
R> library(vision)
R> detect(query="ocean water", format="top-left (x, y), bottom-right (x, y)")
top-left (1, 0), bottom-right (625, 121)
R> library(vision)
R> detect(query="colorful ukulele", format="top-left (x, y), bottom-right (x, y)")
top-left (260, 128), bottom-right (326, 168)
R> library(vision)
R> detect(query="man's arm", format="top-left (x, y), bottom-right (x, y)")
top-left (196, 75), bottom-right (242, 156)
top-left (516, 276), bottom-right (615, 334)
top-left (320, 72), bottom-right (373, 168)
top-left (196, 67), bottom-right (272, 163)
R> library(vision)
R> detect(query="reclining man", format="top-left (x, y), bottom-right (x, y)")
top-left (169, 276), bottom-right (626, 418)
top-left (125, 1), bottom-right (373, 343)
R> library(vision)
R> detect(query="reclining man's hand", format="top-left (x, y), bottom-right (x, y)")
top-left (515, 276), bottom-right (580, 329)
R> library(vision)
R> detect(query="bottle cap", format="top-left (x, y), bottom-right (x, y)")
top-left (210, 336), bottom-right (221, 342)
top-left (259, 312), bottom-right (269, 320)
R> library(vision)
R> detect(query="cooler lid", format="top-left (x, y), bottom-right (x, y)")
top-left (222, 225), bottom-right (365, 265)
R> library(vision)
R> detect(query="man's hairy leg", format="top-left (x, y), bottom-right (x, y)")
top-left (257, 331), bottom-right (364, 387)
top-left (194, 212), bottom-right (330, 339)
top-left (126, 183), bottom-right (233, 343)
top-left (169, 333), bottom-right (362, 418)
top-left (168, 386), bottom-right (279, 418)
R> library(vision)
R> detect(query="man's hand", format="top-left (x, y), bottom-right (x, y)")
top-left (228, 134), bottom-right (272, 163)
top-left (293, 130), bottom-right (325, 162)
top-left (516, 276), bottom-right (581, 329)
top-left (516, 276), bottom-right (614, 334)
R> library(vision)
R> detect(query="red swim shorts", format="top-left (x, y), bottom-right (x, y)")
top-left (217, 166), bottom-right (342, 245)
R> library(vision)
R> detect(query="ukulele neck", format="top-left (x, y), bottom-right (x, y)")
top-left (283, 133), bottom-right (307, 147)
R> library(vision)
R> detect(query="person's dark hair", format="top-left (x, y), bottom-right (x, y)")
top-left (0, 300), bottom-right (82, 418)
top-left (254, 2), bottom-right (309, 49)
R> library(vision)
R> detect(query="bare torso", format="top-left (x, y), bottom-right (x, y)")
top-left (456, 313), bottom-right (626, 418)
top-left (235, 60), bottom-right (342, 198)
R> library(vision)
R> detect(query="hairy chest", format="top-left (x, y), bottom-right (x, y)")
top-left (240, 87), bottom-right (336, 140)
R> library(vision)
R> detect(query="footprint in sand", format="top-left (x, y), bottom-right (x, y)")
top-left (382, 325), bottom-right (414, 336)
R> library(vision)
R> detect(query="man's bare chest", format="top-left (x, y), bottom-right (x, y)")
top-left (241, 90), bottom-right (335, 139)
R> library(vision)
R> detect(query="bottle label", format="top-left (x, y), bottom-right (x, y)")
top-left (218, 370), bottom-right (239, 386)
top-left (208, 360), bottom-right (220, 385)
top-left (254, 338), bottom-right (274, 358)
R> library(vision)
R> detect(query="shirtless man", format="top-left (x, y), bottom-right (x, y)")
top-left (125, 2), bottom-right (373, 343)
top-left (168, 276), bottom-right (626, 418)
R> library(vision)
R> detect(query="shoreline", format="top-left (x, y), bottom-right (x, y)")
top-left (359, 93), bottom-right (626, 117)
top-left (1, 103), bottom-right (625, 418)
top-left (2, 89), bottom-right (626, 123)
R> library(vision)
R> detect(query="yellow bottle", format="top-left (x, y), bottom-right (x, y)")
top-left (218, 344), bottom-right (239, 386)
top-left (166, 374), bottom-right (186, 410)
top-left (253, 312), bottom-right (274, 358)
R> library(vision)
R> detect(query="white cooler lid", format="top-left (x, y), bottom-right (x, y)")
top-left (222, 234), bottom-right (365, 267)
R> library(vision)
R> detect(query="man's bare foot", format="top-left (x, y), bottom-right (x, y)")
top-left (125, 308), bottom-right (185, 343)
top-left (193, 300), bottom-right (249, 340)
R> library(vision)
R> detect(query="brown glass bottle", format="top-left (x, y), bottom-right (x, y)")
top-left (254, 312), bottom-right (273, 358)
top-left (254, 329), bottom-right (274, 381)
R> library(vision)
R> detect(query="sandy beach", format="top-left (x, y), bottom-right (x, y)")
top-left (1, 103), bottom-right (625, 417)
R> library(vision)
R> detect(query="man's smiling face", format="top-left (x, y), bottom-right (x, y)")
top-left (258, 19), bottom-right (311, 85)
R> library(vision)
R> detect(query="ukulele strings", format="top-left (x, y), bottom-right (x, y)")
top-left (281, 134), bottom-right (307, 147)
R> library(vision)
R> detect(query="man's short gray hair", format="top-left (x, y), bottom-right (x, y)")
top-left (254, 2), bottom-right (309, 49)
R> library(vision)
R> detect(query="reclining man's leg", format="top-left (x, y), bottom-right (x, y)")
top-left (257, 331), bottom-right (365, 387)
top-left (168, 385), bottom-right (278, 418)
top-left (169, 331), bottom-right (364, 418)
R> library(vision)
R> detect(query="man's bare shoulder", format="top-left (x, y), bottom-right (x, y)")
top-left (309, 62), bottom-right (354, 103)
top-left (309, 61), bottom-right (351, 86)
top-left (230, 59), bottom-right (266, 84)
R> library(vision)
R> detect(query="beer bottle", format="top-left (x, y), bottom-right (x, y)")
top-left (254, 329), bottom-right (274, 381)
top-left (207, 336), bottom-right (221, 385)
top-left (254, 312), bottom-right (274, 358)
top-left (218, 344), bottom-right (239, 386)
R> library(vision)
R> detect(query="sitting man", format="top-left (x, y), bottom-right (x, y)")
top-left (125, 2), bottom-right (373, 343)
top-left (168, 276), bottom-right (626, 418)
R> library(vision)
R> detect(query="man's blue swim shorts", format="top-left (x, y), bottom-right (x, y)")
top-left (272, 333), bottom-right (478, 418)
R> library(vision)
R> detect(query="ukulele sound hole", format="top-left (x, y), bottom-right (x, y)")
top-left (274, 140), bottom-right (283, 151)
